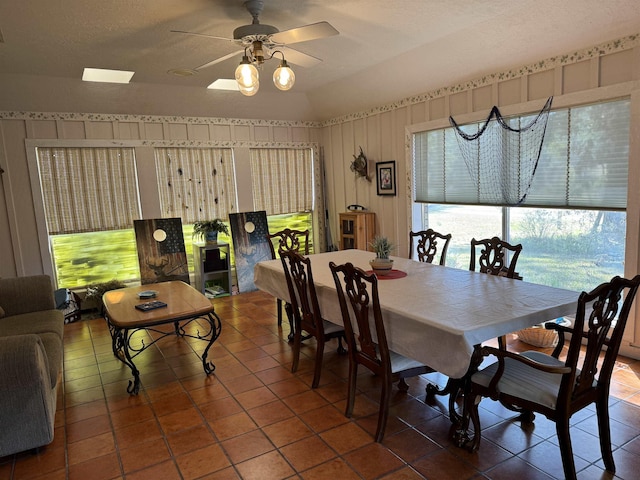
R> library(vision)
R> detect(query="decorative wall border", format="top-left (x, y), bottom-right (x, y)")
top-left (321, 33), bottom-right (640, 126)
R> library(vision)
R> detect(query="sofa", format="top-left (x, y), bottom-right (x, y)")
top-left (0, 275), bottom-right (64, 456)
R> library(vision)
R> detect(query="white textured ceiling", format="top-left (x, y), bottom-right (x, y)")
top-left (0, 0), bottom-right (638, 121)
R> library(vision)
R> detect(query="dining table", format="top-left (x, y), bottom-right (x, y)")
top-left (253, 248), bottom-right (579, 381)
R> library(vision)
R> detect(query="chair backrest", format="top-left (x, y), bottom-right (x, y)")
top-left (409, 229), bottom-right (452, 265)
top-left (560, 274), bottom-right (640, 404)
top-left (329, 261), bottom-right (390, 376)
top-left (469, 236), bottom-right (522, 279)
top-left (280, 250), bottom-right (322, 336)
top-left (267, 228), bottom-right (310, 259)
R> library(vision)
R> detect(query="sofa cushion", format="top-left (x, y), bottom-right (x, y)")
top-left (0, 310), bottom-right (64, 340)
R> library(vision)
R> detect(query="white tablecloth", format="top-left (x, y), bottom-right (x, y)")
top-left (254, 249), bottom-right (578, 378)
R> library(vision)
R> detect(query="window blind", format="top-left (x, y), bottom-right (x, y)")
top-left (36, 147), bottom-right (140, 234)
top-left (154, 148), bottom-right (236, 223)
top-left (414, 99), bottom-right (630, 210)
top-left (250, 148), bottom-right (313, 215)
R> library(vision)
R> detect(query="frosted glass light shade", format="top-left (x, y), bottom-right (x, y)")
top-left (273, 62), bottom-right (295, 91)
top-left (238, 81), bottom-right (259, 96)
top-left (235, 59), bottom-right (259, 90)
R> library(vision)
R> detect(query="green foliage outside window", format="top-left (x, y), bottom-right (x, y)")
top-left (51, 212), bottom-right (313, 289)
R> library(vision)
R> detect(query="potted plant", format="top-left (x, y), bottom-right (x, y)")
top-left (193, 219), bottom-right (230, 244)
top-left (369, 235), bottom-right (395, 275)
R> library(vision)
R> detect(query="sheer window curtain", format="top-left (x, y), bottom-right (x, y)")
top-left (154, 148), bottom-right (237, 222)
top-left (36, 147), bottom-right (140, 234)
top-left (250, 148), bottom-right (313, 215)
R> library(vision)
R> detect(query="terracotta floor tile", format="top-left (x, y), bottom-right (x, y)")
top-left (166, 424), bottom-right (216, 456)
top-left (319, 422), bottom-right (373, 455)
top-left (209, 412), bottom-right (258, 441)
top-left (151, 390), bottom-right (195, 416)
top-left (412, 448), bottom-right (478, 480)
top-left (280, 435), bottom-right (337, 471)
top-left (300, 457), bottom-right (362, 479)
top-left (283, 390), bottom-right (330, 415)
top-left (248, 399), bottom-right (295, 427)
top-left (67, 452), bottom-right (121, 480)
top-left (110, 403), bottom-right (156, 429)
top-left (65, 399), bottom-right (109, 424)
top-left (175, 444), bottom-right (231, 480)
top-left (67, 432), bottom-right (116, 465)
top-left (114, 418), bottom-right (164, 450)
top-left (378, 466), bottom-right (427, 479)
top-left (299, 404), bottom-right (350, 433)
top-left (262, 416), bottom-right (315, 448)
top-left (11, 446), bottom-right (66, 479)
top-left (234, 385), bottom-right (278, 410)
top-left (66, 414), bottom-right (112, 444)
top-left (157, 406), bottom-right (204, 435)
top-left (268, 377), bottom-right (312, 398)
top-left (234, 450), bottom-right (295, 480)
top-left (222, 373), bottom-right (264, 395)
top-left (119, 437), bottom-right (171, 473)
top-left (383, 428), bottom-right (441, 463)
top-left (199, 396), bottom-right (243, 422)
top-left (125, 460), bottom-right (182, 480)
top-left (221, 430), bottom-right (275, 464)
top-left (344, 442), bottom-right (405, 479)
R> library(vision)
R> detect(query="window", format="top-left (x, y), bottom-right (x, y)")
top-left (36, 147), bottom-right (141, 288)
top-left (250, 148), bottom-right (314, 215)
top-left (413, 99), bottom-right (629, 291)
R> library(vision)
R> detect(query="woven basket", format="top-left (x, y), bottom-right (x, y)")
top-left (516, 325), bottom-right (559, 348)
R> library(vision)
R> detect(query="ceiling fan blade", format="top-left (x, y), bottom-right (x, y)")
top-left (278, 46), bottom-right (322, 68)
top-left (171, 29), bottom-right (235, 43)
top-left (270, 21), bottom-right (338, 45)
top-left (195, 49), bottom-right (244, 71)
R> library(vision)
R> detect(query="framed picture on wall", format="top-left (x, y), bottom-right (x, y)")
top-left (376, 161), bottom-right (396, 196)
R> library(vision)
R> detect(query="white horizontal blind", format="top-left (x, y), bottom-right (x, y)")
top-left (414, 99), bottom-right (630, 210)
top-left (250, 148), bottom-right (313, 215)
top-left (155, 148), bottom-right (236, 223)
top-left (36, 147), bottom-right (140, 234)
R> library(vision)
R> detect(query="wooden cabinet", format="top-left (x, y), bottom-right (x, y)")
top-left (193, 242), bottom-right (232, 298)
top-left (339, 212), bottom-right (376, 250)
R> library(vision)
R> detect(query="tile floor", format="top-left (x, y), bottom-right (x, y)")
top-left (3, 290), bottom-right (640, 479)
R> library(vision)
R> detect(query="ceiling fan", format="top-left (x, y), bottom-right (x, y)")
top-left (171, 0), bottom-right (339, 95)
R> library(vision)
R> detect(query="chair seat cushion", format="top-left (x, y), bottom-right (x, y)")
top-left (471, 350), bottom-right (565, 409)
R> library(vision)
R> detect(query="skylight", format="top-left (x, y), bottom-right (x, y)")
top-left (207, 79), bottom-right (239, 91)
top-left (82, 68), bottom-right (134, 84)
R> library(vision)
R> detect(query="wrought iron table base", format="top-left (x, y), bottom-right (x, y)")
top-left (108, 312), bottom-right (222, 394)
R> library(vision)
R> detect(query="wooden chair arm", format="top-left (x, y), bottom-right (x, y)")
top-left (479, 345), bottom-right (572, 393)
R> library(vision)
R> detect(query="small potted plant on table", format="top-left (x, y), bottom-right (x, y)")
top-left (193, 219), bottom-right (230, 244)
top-left (369, 235), bottom-right (395, 276)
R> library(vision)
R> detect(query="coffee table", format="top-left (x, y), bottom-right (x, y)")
top-left (102, 281), bottom-right (222, 394)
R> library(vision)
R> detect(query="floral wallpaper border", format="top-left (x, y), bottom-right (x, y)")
top-left (0, 34), bottom-right (637, 129)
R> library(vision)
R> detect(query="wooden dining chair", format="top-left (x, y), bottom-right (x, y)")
top-left (409, 229), bottom-right (452, 265)
top-left (280, 250), bottom-right (346, 388)
top-left (469, 236), bottom-right (522, 279)
top-left (329, 261), bottom-right (433, 442)
top-left (461, 274), bottom-right (640, 480)
top-left (266, 228), bottom-right (310, 338)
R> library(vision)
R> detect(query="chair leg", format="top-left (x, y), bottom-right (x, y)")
top-left (397, 377), bottom-right (409, 393)
top-left (336, 335), bottom-right (347, 354)
top-left (556, 419), bottom-right (577, 480)
top-left (375, 379), bottom-right (392, 442)
top-left (289, 307), bottom-right (301, 374)
top-left (277, 298), bottom-right (283, 326)
top-left (345, 361), bottom-right (358, 418)
top-left (311, 337), bottom-right (325, 389)
top-left (596, 395), bottom-right (616, 472)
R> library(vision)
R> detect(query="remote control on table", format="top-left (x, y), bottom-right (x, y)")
top-left (135, 300), bottom-right (167, 311)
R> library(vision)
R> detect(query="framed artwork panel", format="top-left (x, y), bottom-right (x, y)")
top-left (376, 161), bottom-right (396, 196)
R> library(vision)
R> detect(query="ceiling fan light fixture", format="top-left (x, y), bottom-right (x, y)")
top-left (235, 55), bottom-right (259, 91)
top-left (238, 81), bottom-right (259, 96)
top-left (272, 56), bottom-right (295, 91)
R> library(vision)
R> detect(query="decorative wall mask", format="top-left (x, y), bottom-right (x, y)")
top-left (351, 147), bottom-right (372, 182)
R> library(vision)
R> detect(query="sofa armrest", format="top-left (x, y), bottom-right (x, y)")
top-left (0, 334), bottom-right (53, 389)
top-left (0, 275), bottom-right (56, 317)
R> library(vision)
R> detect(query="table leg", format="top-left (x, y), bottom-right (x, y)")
top-left (200, 311), bottom-right (222, 374)
top-left (111, 326), bottom-right (142, 395)
top-left (426, 378), bottom-right (464, 426)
